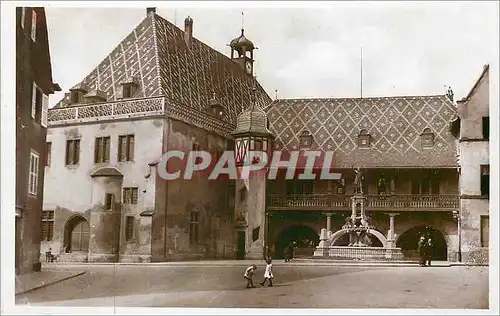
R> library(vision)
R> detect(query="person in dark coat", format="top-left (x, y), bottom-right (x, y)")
top-left (417, 236), bottom-right (427, 266)
top-left (284, 243), bottom-right (293, 262)
top-left (425, 237), bottom-right (433, 266)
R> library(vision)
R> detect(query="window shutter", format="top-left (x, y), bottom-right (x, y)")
top-left (21, 8), bottom-right (25, 29)
top-left (31, 83), bottom-right (37, 119)
top-left (41, 94), bottom-right (49, 127)
top-left (31, 10), bottom-right (37, 41)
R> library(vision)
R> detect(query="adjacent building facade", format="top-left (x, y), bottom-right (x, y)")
top-left (16, 6), bottom-right (60, 274)
top-left (42, 8), bottom-right (485, 264)
top-left (452, 65), bottom-right (490, 264)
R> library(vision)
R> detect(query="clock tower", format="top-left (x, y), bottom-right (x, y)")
top-left (229, 28), bottom-right (255, 76)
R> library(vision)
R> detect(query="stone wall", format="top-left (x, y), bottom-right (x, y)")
top-left (44, 118), bottom-right (164, 262)
top-left (150, 118), bottom-right (234, 261)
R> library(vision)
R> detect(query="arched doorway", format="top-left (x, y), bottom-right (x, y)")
top-left (274, 225), bottom-right (319, 259)
top-left (396, 226), bottom-right (448, 260)
top-left (64, 215), bottom-right (90, 253)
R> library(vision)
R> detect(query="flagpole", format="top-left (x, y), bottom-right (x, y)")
top-left (360, 46), bottom-right (363, 99)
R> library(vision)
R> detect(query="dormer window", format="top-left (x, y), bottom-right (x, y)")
top-left (209, 93), bottom-right (224, 119)
top-left (358, 129), bottom-right (371, 148)
top-left (120, 75), bottom-right (139, 99)
top-left (420, 128), bottom-right (435, 148)
top-left (299, 130), bottom-right (313, 148)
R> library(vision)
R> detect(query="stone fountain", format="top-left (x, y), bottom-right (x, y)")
top-left (314, 169), bottom-right (404, 260)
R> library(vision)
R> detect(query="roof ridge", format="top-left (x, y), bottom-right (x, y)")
top-left (274, 94), bottom-right (447, 102)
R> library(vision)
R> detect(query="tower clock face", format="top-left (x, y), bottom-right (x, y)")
top-left (245, 61), bottom-right (253, 74)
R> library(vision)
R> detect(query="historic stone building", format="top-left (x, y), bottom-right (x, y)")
top-left (451, 65), bottom-right (490, 264)
top-left (43, 8), bottom-right (270, 262)
top-left (16, 6), bottom-right (60, 274)
top-left (261, 95), bottom-right (460, 261)
top-left (43, 8), bottom-right (465, 263)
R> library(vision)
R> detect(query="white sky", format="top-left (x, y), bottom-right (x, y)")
top-left (45, 2), bottom-right (498, 107)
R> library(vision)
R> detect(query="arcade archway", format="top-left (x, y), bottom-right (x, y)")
top-left (274, 225), bottom-right (319, 259)
top-left (396, 226), bottom-right (448, 260)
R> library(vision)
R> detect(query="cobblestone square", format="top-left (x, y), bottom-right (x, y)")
top-left (15, 263), bottom-right (488, 309)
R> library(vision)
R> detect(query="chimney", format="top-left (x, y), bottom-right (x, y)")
top-left (184, 16), bottom-right (193, 49)
top-left (147, 7), bottom-right (156, 16)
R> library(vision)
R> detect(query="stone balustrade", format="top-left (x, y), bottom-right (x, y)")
top-left (267, 194), bottom-right (459, 211)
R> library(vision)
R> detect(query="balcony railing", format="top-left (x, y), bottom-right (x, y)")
top-left (267, 194), bottom-right (459, 211)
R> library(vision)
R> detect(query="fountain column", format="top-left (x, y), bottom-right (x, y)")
top-left (325, 213), bottom-right (332, 238)
top-left (386, 213), bottom-right (399, 248)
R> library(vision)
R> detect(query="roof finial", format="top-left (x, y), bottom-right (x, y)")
top-left (275, 89), bottom-right (278, 100)
top-left (241, 11), bottom-right (244, 32)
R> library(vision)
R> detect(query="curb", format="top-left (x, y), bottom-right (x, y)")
top-left (15, 271), bottom-right (86, 296)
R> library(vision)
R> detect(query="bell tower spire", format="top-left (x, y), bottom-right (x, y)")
top-left (229, 13), bottom-right (255, 76)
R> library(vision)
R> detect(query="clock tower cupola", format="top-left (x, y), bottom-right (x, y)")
top-left (229, 28), bottom-right (255, 76)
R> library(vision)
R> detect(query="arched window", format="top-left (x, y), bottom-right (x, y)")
top-left (420, 128), bottom-right (435, 148)
top-left (299, 130), bottom-right (313, 148)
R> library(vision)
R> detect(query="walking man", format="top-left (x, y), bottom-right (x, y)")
top-left (426, 237), bottom-right (434, 266)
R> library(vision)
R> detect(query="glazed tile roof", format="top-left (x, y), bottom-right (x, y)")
top-left (54, 12), bottom-right (272, 125)
top-left (265, 95), bottom-right (458, 168)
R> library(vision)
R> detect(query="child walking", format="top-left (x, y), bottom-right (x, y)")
top-left (260, 258), bottom-right (274, 287)
top-left (244, 264), bottom-right (257, 288)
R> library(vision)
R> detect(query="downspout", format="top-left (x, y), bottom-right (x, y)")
top-left (164, 117), bottom-right (171, 261)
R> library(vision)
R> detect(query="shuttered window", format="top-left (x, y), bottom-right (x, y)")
top-left (28, 151), bottom-right (39, 195)
top-left (31, 9), bottom-right (36, 41)
top-left (41, 94), bottom-right (49, 127)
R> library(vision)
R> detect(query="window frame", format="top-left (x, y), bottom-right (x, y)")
top-left (118, 135), bottom-right (135, 162)
top-left (94, 136), bottom-right (111, 163)
top-left (20, 7), bottom-right (25, 29)
top-left (482, 116), bottom-right (489, 140)
top-left (28, 150), bottom-right (39, 196)
top-left (189, 211), bottom-right (199, 244)
top-left (41, 210), bottom-right (54, 241)
top-left (480, 164), bottom-right (489, 197)
top-left (65, 139), bottom-right (80, 165)
top-left (123, 187), bottom-right (138, 205)
top-left (46, 142), bottom-right (51, 166)
top-left (125, 216), bottom-right (134, 241)
top-left (480, 215), bottom-right (489, 248)
top-left (31, 9), bottom-right (36, 41)
top-left (105, 193), bottom-right (114, 211)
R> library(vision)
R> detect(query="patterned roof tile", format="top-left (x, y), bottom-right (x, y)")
top-left (54, 13), bottom-right (271, 126)
top-left (266, 96), bottom-right (458, 168)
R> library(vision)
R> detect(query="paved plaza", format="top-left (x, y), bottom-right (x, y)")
top-left (15, 262), bottom-right (488, 309)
